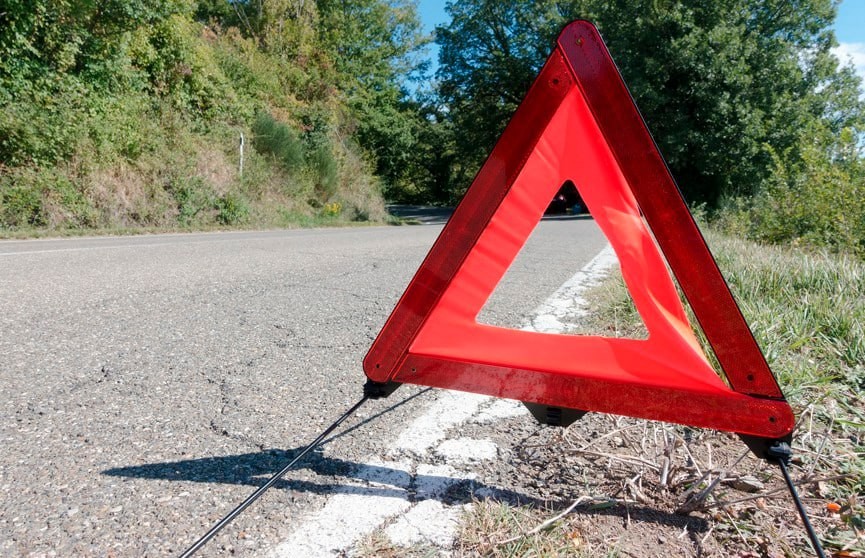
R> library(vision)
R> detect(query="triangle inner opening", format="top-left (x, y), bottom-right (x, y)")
top-left (476, 180), bottom-right (648, 340)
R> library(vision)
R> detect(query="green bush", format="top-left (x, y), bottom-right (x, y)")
top-left (0, 166), bottom-right (98, 229)
top-left (167, 175), bottom-right (214, 225)
top-left (251, 112), bottom-right (305, 172)
top-left (0, 79), bottom-right (89, 167)
top-left (85, 93), bottom-right (161, 162)
top-left (128, 14), bottom-right (235, 120)
top-left (0, 180), bottom-right (45, 228)
top-left (46, 173), bottom-right (97, 228)
top-left (215, 192), bottom-right (249, 225)
top-left (307, 144), bottom-right (339, 200)
top-left (717, 126), bottom-right (865, 257)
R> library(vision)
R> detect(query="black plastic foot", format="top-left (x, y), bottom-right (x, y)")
top-left (363, 379), bottom-right (402, 399)
top-left (766, 440), bottom-right (792, 464)
top-left (738, 433), bottom-right (793, 461)
top-left (523, 402), bottom-right (587, 427)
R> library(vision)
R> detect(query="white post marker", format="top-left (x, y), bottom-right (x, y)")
top-left (239, 132), bottom-right (245, 178)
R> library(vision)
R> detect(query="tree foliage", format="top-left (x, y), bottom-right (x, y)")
top-left (434, 0), bottom-right (865, 206)
top-left (2, 0), bottom-right (863, 256)
top-left (316, 0), bottom-right (430, 193)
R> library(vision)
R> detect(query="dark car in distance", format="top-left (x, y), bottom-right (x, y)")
top-left (545, 180), bottom-right (586, 215)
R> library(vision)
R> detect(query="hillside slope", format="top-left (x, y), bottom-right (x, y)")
top-left (0, 1), bottom-right (425, 232)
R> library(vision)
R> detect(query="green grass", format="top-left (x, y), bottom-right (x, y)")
top-left (706, 235), bottom-right (865, 554)
top-left (585, 231), bottom-right (865, 405)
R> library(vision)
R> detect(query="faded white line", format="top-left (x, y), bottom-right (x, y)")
top-left (271, 459), bottom-right (414, 556)
top-left (526, 244), bottom-right (619, 333)
top-left (387, 391), bottom-right (490, 457)
top-left (270, 242), bottom-right (617, 556)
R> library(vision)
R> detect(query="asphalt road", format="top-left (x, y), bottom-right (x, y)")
top-left (0, 216), bottom-right (606, 556)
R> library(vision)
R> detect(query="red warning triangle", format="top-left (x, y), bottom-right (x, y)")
top-left (364, 21), bottom-right (793, 440)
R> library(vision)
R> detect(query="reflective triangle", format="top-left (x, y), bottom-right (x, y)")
top-left (364, 20), bottom-right (793, 440)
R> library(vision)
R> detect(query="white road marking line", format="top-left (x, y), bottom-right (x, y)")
top-left (526, 244), bottom-right (619, 333)
top-left (385, 500), bottom-right (463, 547)
top-left (268, 459), bottom-right (413, 556)
top-left (388, 391), bottom-right (490, 458)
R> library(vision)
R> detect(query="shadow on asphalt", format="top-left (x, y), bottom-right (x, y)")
top-left (104, 449), bottom-right (514, 502)
top-left (104, 449), bottom-right (707, 533)
top-left (102, 451), bottom-right (708, 531)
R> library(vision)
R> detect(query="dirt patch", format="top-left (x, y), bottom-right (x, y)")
top-left (454, 410), bottom-right (856, 557)
top-left (195, 146), bottom-right (236, 196)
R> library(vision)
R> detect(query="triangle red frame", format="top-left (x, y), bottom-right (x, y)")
top-left (364, 21), bottom-right (794, 440)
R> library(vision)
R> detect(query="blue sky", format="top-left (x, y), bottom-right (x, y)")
top-left (417, 0), bottom-right (447, 32)
top-left (417, 0), bottom-right (865, 83)
top-left (834, 0), bottom-right (865, 81)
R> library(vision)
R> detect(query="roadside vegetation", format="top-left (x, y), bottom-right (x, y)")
top-left (0, 0), bottom-right (426, 233)
top-left (3, 0), bottom-right (864, 257)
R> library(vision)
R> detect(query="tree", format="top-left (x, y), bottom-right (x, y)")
top-left (316, 0), bottom-right (426, 92)
top-left (315, 0), bottom-right (430, 193)
top-left (435, 0), bottom-right (865, 206)
top-left (435, 1), bottom-right (559, 191)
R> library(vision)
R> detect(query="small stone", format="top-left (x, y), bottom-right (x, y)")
top-left (724, 475), bottom-right (764, 493)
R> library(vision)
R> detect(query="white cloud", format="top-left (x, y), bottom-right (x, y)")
top-left (834, 42), bottom-right (865, 84)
